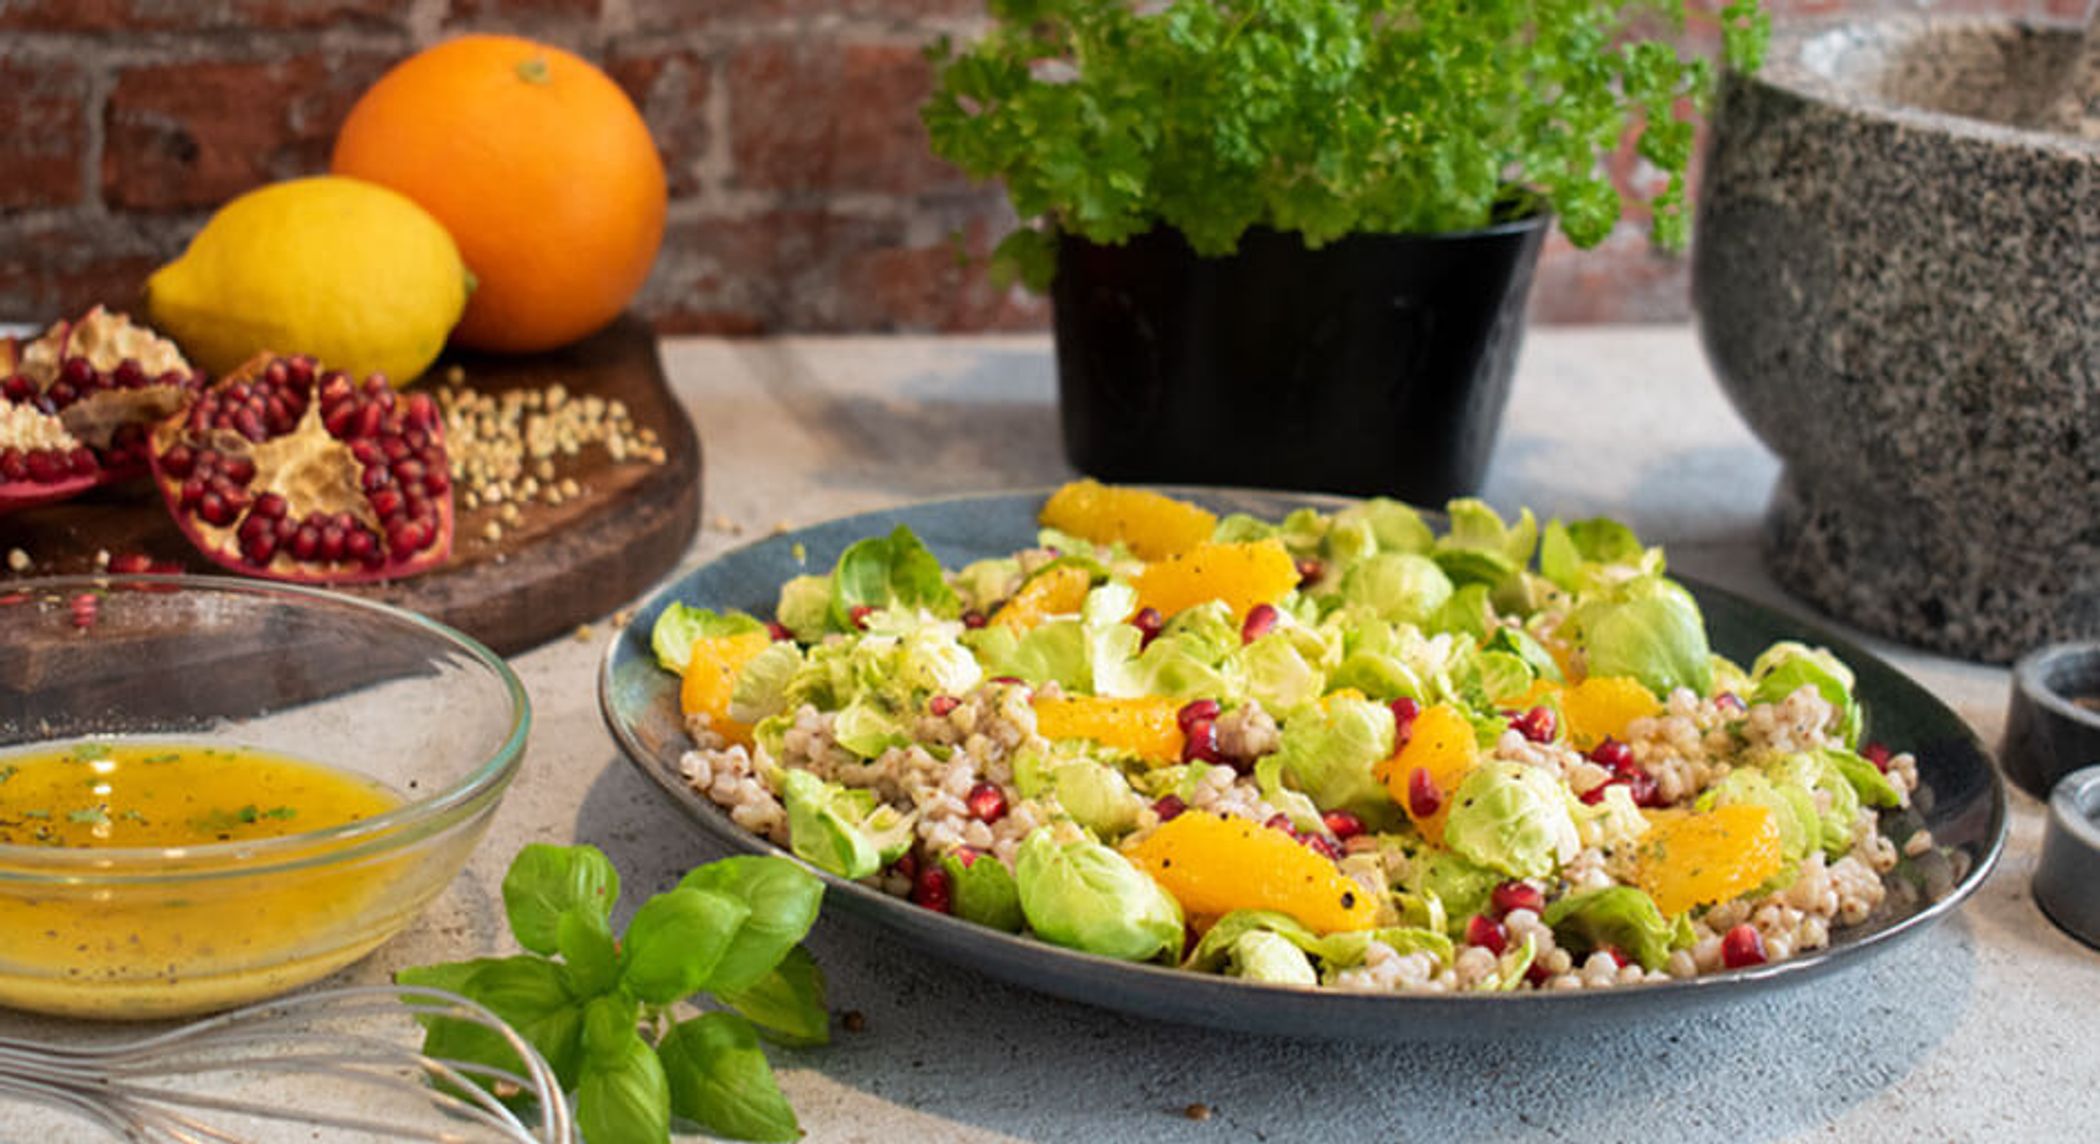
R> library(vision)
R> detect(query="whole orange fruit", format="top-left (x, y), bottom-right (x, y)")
top-left (331, 35), bottom-right (666, 354)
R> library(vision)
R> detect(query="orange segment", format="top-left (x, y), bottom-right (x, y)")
top-left (1631, 804), bottom-right (1785, 917)
top-left (1032, 695), bottom-right (1184, 763)
top-left (992, 564), bottom-right (1093, 630)
top-left (1560, 675), bottom-right (1661, 749)
top-left (1374, 702), bottom-right (1479, 844)
top-left (1132, 539), bottom-right (1297, 624)
top-left (1125, 810), bottom-right (1376, 934)
top-left (679, 630), bottom-right (773, 747)
top-left (1040, 479), bottom-right (1217, 561)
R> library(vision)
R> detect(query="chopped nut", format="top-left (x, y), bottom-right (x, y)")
top-left (5, 548), bottom-right (29, 573)
top-left (482, 520), bottom-right (504, 543)
top-left (573, 623), bottom-right (594, 642)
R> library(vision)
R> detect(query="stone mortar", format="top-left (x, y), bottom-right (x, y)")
top-left (1693, 16), bottom-right (2100, 664)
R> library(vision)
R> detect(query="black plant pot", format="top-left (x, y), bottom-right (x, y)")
top-left (1052, 217), bottom-right (1548, 504)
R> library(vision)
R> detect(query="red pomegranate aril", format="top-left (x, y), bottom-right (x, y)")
top-left (766, 620), bottom-right (793, 642)
top-left (389, 519), bottom-right (430, 555)
top-left (1597, 946), bottom-right (1630, 969)
top-left (1262, 813), bottom-right (1294, 832)
top-left (1132, 605), bottom-right (1164, 647)
top-left (68, 447), bottom-right (98, 475)
top-left (198, 491), bottom-right (236, 526)
top-left (1300, 833), bottom-right (1342, 862)
top-left (108, 552), bottom-right (155, 574)
top-left (1589, 738), bottom-right (1635, 771)
top-left (1715, 691), bottom-right (1746, 714)
top-left (849, 603), bottom-right (875, 629)
top-left (1391, 696), bottom-right (1422, 747)
top-left (69, 592), bottom-right (97, 630)
top-left (318, 525), bottom-right (346, 562)
top-left (966, 781), bottom-right (1008, 823)
top-left (962, 610), bottom-right (987, 629)
top-left (0, 449), bottom-right (24, 480)
top-left (1241, 602), bottom-right (1278, 644)
top-left (1152, 794), bottom-right (1188, 822)
top-left (1491, 880), bottom-right (1546, 918)
top-left (1322, 809), bottom-right (1367, 840)
top-left (928, 694), bottom-right (960, 718)
top-left (1721, 923), bottom-right (1767, 968)
top-left (1181, 718), bottom-right (1223, 764)
top-left (1176, 698), bottom-right (1221, 734)
top-left (1526, 960), bottom-right (1554, 986)
top-left (1295, 557), bottom-right (1322, 588)
top-left (1511, 705), bottom-right (1557, 744)
top-left (1406, 766), bottom-right (1442, 818)
top-left (1861, 741), bottom-right (1893, 772)
top-left (25, 450), bottom-right (66, 483)
top-left (892, 851), bottom-right (918, 883)
top-left (1623, 767), bottom-right (1662, 808)
top-left (909, 865), bottom-right (953, 913)
top-left (240, 530), bottom-right (277, 565)
top-left (370, 487), bottom-right (404, 519)
top-left (346, 528), bottom-right (380, 564)
top-left (221, 455), bottom-right (255, 485)
top-left (252, 491), bottom-right (288, 520)
top-left (1465, 914), bottom-right (1509, 955)
top-left (360, 464), bottom-right (392, 493)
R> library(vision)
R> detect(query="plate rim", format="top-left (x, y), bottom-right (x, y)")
top-left (599, 486), bottom-right (2008, 1033)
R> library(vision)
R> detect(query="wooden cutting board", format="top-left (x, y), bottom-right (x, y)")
top-left (0, 314), bottom-right (701, 656)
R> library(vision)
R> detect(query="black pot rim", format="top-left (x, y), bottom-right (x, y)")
top-left (1057, 209), bottom-right (1553, 253)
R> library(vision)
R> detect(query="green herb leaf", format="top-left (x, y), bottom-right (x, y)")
top-left (556, 906), bottom-right (621, 999)
top-left (659, 1012), bottom-right (802, 1143)
top-left (400, 955), bottom-right (586, 1091)
top-left (619, 887), bottom-right (750, 1004)
top-left (676, 856), bottom-right (825, 994)
top-left (576, 1022), bottom-right (670, 1144)
top-left (829, 525), bottom-right (961, 628)
top-left (502, 844), bottom-right (620, 956)
top-left (715, 944), bottom-right (830, 1048)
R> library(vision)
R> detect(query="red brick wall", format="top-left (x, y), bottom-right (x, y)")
top-left (0, 0), bottom-right (2082, 334)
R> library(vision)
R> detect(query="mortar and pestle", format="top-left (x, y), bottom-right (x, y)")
top-left (1693, 12), bottom-right (2100, 664)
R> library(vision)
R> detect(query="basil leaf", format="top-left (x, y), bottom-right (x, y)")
top-left (619, 887), bottom-right (750, 1004)
top-left (580, 991), bottom-right (641, 1061)
top-left (659, 1012), bottom-right (800, 1143)
top-left (407, 956), bottom-right (585, 1092)
top-left (502, 844), bottom-right (620, 956)
top-left (557, 905), bottom-right (620, 999)
top-left (576, 1024), bottom-right (669, 1144)
top-left (677, 856), bottom-right (824, 993)
top-left (715, 944), bottom-right (829, 1048)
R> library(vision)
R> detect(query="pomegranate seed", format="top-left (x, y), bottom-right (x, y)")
top-left (1300, 833), bottom-right (1341, 862)
top-left (1176, 698), bottom-right (1221, 734)
top-left (1181, 718), bottom-right (1223, 764)
top-left (1861, 742), bottom-right (1892, 772)
top-left (291, 527), bottom-right (320, 561)
top-left (1622, 767), bottom-right (1662, 808)
top-left (69, 592), bottom-right (98, 630)
top-left (989, 675), bottom-right (1024, 687)
top-left (1406, 766), bottom-right (1442, 818)
top-left (1465, 914), bottom-right (1509, 955)
top-left (253, 491), bottom-right (288, 520)
top-left (1715, 691), bottom-right (1746, 714)
top-left (1262, 813), bottom-right (1294, 832)
top-left (1510, 705), bottom-right (1557, 743)
top-left (1589, 738), bottom-right (1635, 771)
top-left (60, 357), bottom-right (92, 385)
top-left (849, 603), bottom-right (875, 629)
top-left (961, 610), bottom-right (987, 629)
top-left (0, 448), bottom-right (23, 480)
top-left (319, 525), bottom-right (347, 562)
top-left (1390, 696), bottom-right (1421, 748)
top-left (220, 456), bottom-right (256, 485)
top-left (766, 620), bottom-right (793, 641)
top-left (1152, 794), bottom-right (1188, 822)
top-left (1579, 784), bottom-right (1609, 806)
top-left (1132, 605), bottom-right (1164, 648)
top-left (966, 781), bottom-right (1008, 823)
top-left (892, 852), bottom-right (918, 882)
top-left (1294, 557), bottom-right (1322, 588)
top-left (1597, 946), bottom-right (1630, 969)
top-left (949, 846), bottom-right (982, 869)
top-left (1241, 602), bottom-right (1278, 644)
top-left (1321, 809), bottom-right (1366, 839)
top-left (928, 694), bottom-right (960, 717)
top-left (25, 449), bottom-right (65, 483)
top-left (910, 865), bottom-right (953, 913)
top-left (1525, 960), bottom-right (1554, 986)
top-left (108, 552), bottom-right (155, 574)
top-left (1491, 881), bottom-right (1545, 918)
top-left (1721, 923), bottom-right (1767, 968)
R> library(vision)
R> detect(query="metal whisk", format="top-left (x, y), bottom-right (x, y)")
top-left (0, 985), bottom-right (574, 1143)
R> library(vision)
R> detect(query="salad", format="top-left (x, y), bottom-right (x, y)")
top-left (650, 482), bottom-right (1930, 993)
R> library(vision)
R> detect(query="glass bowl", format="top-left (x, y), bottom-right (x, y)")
top-left (0, 574), bottom-right (529, 1019)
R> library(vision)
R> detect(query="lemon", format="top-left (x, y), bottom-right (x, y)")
top-left (145, 175), bottom-right (470, 386)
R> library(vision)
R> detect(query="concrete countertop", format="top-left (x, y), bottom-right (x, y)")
top-left (2, 327), bottom-right (2092, 1141)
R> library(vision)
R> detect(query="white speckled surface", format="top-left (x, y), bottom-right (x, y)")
top-left (1, 327), bottom-right (2093, 1141)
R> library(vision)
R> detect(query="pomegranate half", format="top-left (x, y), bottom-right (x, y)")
top-left (147, 353), bottom-right (454, 584)
top-left (0, 307), bottom-right (199, 514)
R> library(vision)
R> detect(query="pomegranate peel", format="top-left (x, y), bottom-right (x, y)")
top-left (147, 353), bottom-right (454, 584)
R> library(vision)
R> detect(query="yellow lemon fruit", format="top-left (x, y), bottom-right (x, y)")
top-left (145, 176), bottom-right (470, 385)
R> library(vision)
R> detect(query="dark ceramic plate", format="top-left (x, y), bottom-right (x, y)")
top-left (599, 489), bottom-right (2007, 1041)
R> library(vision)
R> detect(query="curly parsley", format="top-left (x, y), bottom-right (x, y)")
top-left (923, 0), bottom-right (1769, 287)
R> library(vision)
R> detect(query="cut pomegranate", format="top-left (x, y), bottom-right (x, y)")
top-left (1491, 880), bottom-right (1545, 918)
top-left (1465, 914), bottom-right (1509, 955)
top-left (1321, 809), bottom-right (1367, 840)
top-left (1132, 605), bottom-right (1164, 648)
top-left (965, 781), bottom-right (1008, 823)
top-left (0, 307), bottom-right (199, 514)
top-left (1721, 923), bottom-right (1767, 968)
top-left (1510, 705), bottom-right (1557, 743)
top-left (1175, 698), bottom-right (1221, 734)
top-left (1241, 602), bottom-right (1278, 643)
top-left (147, 353), bottom-right (451, 584)
top-left (1406, 766), bottom-right (1442, 818)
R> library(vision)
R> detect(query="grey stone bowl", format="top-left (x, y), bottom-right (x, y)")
top-left (1693, 17), bottom-right (2099, 663)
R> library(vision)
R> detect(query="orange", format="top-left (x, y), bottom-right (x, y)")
top-left (993, 564), bottom-right (1093, 630)
top-left (1374, 702), bottom-right (1478, 844)
top-left (1126, 810), bottom-right (1376, 934)
top-left (1631, 805), bottom-right (1785, 917)
top-left (1032, 695), bottom-right (1184, 763)
top-left (1559, 675), bottom-right (1662, 749)
top-left (679, 631), bottom-right (774, 748)
top-left (332, 35), bottom-right (667, 353)
top-left (1131, 539), bottom-right (1298, 624)
top-left (1039, 480), bottom-right (1217, 561)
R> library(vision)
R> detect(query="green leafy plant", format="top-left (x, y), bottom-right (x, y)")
top-left (398, 844), bottom-right (826, 1143)
top-left (923, 0), bottom-right (1770, 288)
